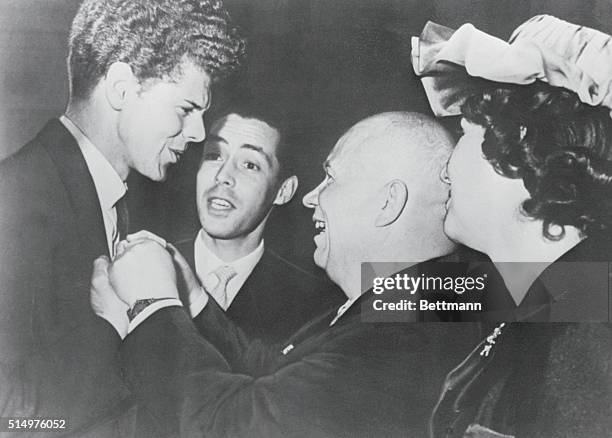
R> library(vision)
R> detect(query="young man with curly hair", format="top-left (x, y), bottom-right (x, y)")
top-left (0, 1), bottom-right (244, 436)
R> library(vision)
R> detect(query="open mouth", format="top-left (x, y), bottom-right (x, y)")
top-left (209, 197), bottom-right (235, 210)
top-left (169, 148), bottom-right (185, 163)
top-left (314, 219), bottom-right (326, 235)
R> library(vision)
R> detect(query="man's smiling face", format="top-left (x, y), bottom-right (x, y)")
top-left (302, 130), bottom-right (375, 281)
top-left (196, 113), bottom-right (283, 240)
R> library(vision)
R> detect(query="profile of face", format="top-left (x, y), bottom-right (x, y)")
top-left (118, 60), bottom-right (211, 181)
top-left (197, 114), bottom-right (295, 240)
top-left (443, 119), bottom-right (530, 252)
top-left (302, 132), bottom-right (376, 280)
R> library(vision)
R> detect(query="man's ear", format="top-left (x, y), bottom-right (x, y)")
top-left (104, 62), bottom-right (138, 110)
top-left (375, 179), bottom-right (408, 227)
top-left (273, 175), bottom-right (298, 206)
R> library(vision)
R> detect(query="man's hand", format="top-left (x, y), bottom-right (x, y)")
top-left (125, 230), bottom-right (167, 249)
top-left (90, 256), bottom-right (129, 339)
top-left (119, 230), bottom-right (206, 314)
top-left (109, 239), bottom-right (179, 307)
top-left (166, 242), bottom-right (203, 304)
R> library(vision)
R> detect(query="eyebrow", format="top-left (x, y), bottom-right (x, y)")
top-left (240, 143), bottom-right (274, 168)
top-left (242, 144), bottom-right (274, 168)
top-left (203, 138), bottom-right (274, 168)
top-left (184, 99), bottom-right (209, 111)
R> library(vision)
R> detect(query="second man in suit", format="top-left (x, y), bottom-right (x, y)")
top-left (175, 100), bottom-right (344, 342)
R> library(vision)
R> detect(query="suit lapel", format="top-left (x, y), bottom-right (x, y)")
top-left (279, 291), bottom-right (362, 356)
top-left (280, 307), bottom-right (338, 355)
top-left (226, 251), bottom-right (272, 327)
top-left (175, 235), bottom-right (197, 273)
top-left (40, 119), bottom-right (109, 259)
top-left (173, 236), bottom-right (198, 306)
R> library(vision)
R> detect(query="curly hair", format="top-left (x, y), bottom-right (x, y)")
top-left (68, 0), bottom-right (246, 99)
top-left (462, 82), bottom-right (612, 240)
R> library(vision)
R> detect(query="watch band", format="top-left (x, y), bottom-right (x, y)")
top-left (127, 298), bottom-right (176, 322)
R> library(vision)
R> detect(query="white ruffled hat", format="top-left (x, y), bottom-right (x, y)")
top-left (411, 15), bottom-right (612, 116)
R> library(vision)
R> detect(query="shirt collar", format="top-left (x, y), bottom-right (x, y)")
top-left (194, 229), bottom-right (265, 283)
top-left (60, 115), bottom-right (126, 210)
top-left (329, 296), bottom-right (359, 326)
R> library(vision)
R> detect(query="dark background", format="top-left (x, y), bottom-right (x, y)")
top-left (1, 0), bottom-right (611, 274)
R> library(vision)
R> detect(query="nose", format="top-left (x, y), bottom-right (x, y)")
top-left (183, 113), bottom-right (206, 143)
top-left (302, 183), bottom-right (321, 209)
top-left (439, 160), bottom-right (451, 185)
top-left (215, 161), bottom-right (235, 187)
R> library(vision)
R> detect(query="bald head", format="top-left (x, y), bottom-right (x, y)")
top-left (303, 111), bottom-right (457, 298)
top-left (330, 112), bottom-right (454, 190)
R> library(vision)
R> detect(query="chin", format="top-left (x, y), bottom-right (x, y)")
top-left (443, 221), bottom-right (459, 244)
top-left (138, 165), bottom-right (166, 182)
top-left (156, 165), bottom-right (171, 182)
top-left (202, 227), bottom-right (237, 240)
top-left (312, 248), bottom-right (327, 270)
top-left (444, 217), bottom-right (480, 251)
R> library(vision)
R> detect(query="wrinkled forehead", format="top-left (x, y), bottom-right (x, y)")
top-left (210, 114), bottom-right (280, 151)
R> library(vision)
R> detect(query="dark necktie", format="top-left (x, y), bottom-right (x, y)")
top-left (115, 195), bottom-right (129, 242)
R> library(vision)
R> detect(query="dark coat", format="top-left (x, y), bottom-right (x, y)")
top-left (430, 323), bottom-right (612, 438)
top-left (175, 237), bottom-right (345, 342)
top-left (122, 292), bottom-right (480, 438)
top-left (430, 235), bottom-right (612, 437)
top-left (455, 235), bottom-right (612, 323)
top-left (0, 120), bottom-right (133, 436)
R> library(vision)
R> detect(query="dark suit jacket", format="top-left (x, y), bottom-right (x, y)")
top-left (430, 235), bottom-right (612, 438)
top-left (123, 291), bottom-right (480, 438)
top-left (175, 236), bottom-right (345, 342)
top-left (0, 120), bottom-right (132, 436)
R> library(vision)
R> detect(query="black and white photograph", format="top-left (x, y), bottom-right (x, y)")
top-left (1, 0), bottom-right (611, 436)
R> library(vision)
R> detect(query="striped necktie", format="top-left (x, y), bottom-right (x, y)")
top-left (112, 195), bottom-right (129, 257)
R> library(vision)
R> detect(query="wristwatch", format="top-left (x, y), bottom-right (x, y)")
top-left (127, 298), bottom-right (175, 322)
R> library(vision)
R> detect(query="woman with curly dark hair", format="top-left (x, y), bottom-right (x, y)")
top-left (414, 15), bottom-right (612, 438)
top-left (414, 14), bottom-right (612, 321)
top-left (450, 82), bottom-right (612, 248)
top-left (442, 82), bottom-right (612, 320)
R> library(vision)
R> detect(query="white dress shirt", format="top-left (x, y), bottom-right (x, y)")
top-left (191, 229), bottom-right (264, 314)
top-left (329, 297), bottom-right (358, 326)
top-left (60, 115), bottom-right (126, 256)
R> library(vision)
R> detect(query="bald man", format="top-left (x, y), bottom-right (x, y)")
top-left (302, 112), bottom-right (457, 299)
top-left (91, 112), bottom-right (476, 437)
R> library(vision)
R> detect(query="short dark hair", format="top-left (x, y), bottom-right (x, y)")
top-left (462, 81), bottom-right (612, 240)
top-left (214, 95), bottom-right (295, 181)
top-left (68, 0), bottom-right (245, 100)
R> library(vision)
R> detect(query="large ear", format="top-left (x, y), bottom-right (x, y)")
top-left (375, 179), bottom-right (408, 227)
top-left (273, 175), bottom-right (298, 206)
top-left (104, 61), bottom-right (138, 110)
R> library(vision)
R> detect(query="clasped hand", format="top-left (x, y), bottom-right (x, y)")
top-left (89, 230), bottom-right (201, 338)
